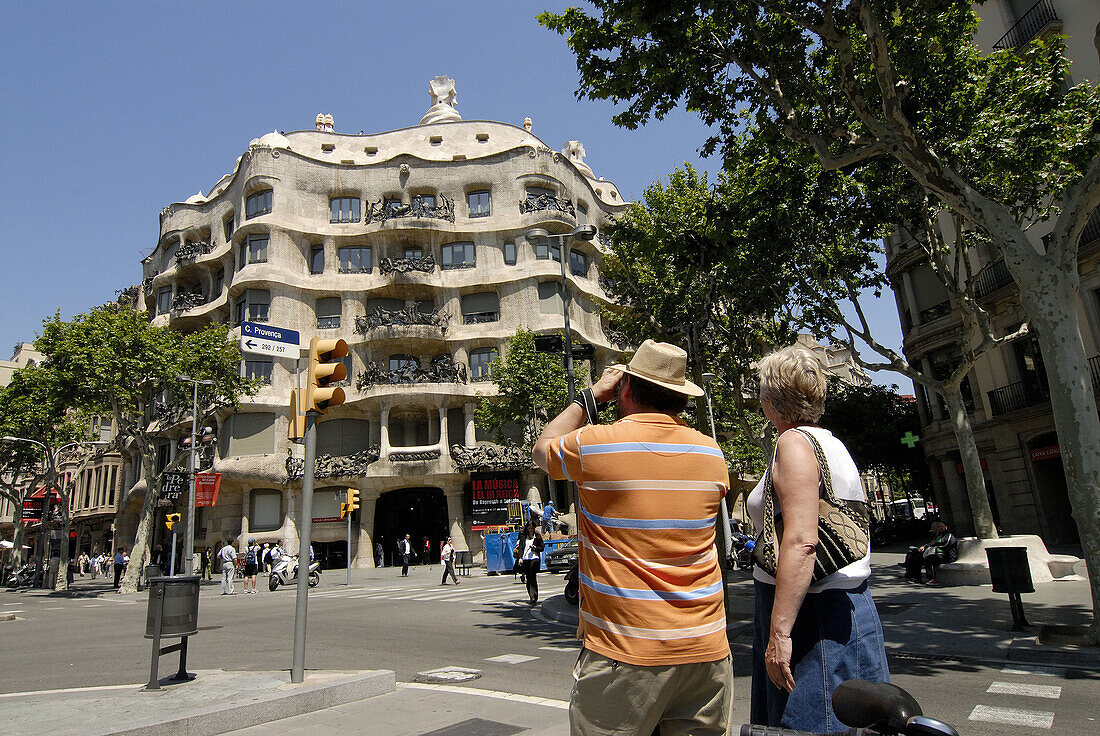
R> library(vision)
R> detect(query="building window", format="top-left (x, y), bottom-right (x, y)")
top-left (504, 242), bottom-right (516, 266)
top-left (338, 246), bottom-right (371, 274)
top-left (461, 292), bottom-right (500, 324)
top-left (250, 489), bottom-right (283, 532)
top-left (157, 287), bottom-right (172, 315)
top-left (330, 196), bottom-right (360, 223)
top-left (309, 245), bottom-right (325, 274)
top-left (220, 412), bottom-right (276, 457)
top-left (442, 241), bottom-right (475, 270)
top-left (244, 358), bottom-right (273, 384)
top-left (468, 190), bottom-right (490, 218)
top-left (535, 242), bottom-right (561, 261)
top-left (470, 347), bottom-right (499, 380)
top-left (404, 246), bottom-right (423, 259)
top-left (239, 234), bottom-right (268, 267)
top-left (214, 268), bottom-right (224, 296)
top-left (245, 189), bottom-right (273, 219)
top-left (223, 215), bottom-right (235, 243)
top-left (538, 281), bottom-right (564, 314)
top-left (577, 204), bottom-right (588, 225)
top-left (414, 193), bottom-right (436, 208)
top-left (316, 297), bottom-right (341, 329)
top-left (383, 198), bottom-right (403, 217)
top-left (570, 249), bottom-right (589, 277)
top-left (235, 289), bottom-right (270, 324)
top-left (525, 186), bottom-right (555, 206)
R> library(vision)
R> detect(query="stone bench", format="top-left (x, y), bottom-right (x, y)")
top-left (938, 534), bottom-right (1083, 586)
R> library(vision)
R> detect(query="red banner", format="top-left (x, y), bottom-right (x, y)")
top-left (195, 473), bottom-right (222, 507)
top-left (1029, 445), bottom-right (1061, 462)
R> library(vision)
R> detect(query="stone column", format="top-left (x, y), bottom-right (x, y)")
top-left (922, 358), bottom-right (945, 421)
top-left (901, 270), bottom-right (918, 323)
top-left (444, 488), bottom-right (471, 553)
top-left (379, 405), bottom-right (391, 455)
top-left (463, 402), bottom-right (476, 446)
top-left (284, 486), bottom-right (301, 556)
top-left (354, 494), bottom-right (377, 568)
top-left (437, 405), bottom-right (448, 452)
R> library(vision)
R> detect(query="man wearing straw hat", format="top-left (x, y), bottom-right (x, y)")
top-left (534, 340), bottom-right (732, 736)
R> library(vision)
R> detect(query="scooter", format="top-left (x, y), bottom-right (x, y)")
top-left (5, 563), bottom-right (35, 588)
top-left (268, 555), bottom-right (320, 591)
top-left (563, 563), bottom-right (579, 606)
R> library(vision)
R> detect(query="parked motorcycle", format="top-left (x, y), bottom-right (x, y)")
top-left (563, 563), bottom-right (579, 606)
top-left (6, 562), bottom-right (35, 588)
top-left (268, 555), bottom-right (320, 591)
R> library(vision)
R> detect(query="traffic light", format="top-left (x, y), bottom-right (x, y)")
top-left (347, 488), bottom-right (359, 513)
top-left (306, 337), bottom-right (348, 414)
top-left (165, 513), bottom-right (181, 531)
top-left (288, 388), bottom-right (306, 442)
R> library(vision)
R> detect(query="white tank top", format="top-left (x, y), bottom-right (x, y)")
top-left (746, 426), bottom-right (871, 592)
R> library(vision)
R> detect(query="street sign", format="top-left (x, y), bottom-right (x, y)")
top-left (161, 472), bottom-right (189, 502)
top-left (240, 321), bottom-right (301, 359)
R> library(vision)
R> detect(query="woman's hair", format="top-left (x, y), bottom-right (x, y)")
top-left (757, 345), bottom-right (827, 424)
top-left (524, 521), bottom-right (537, 535)
top-left (930, 521), bottom-right (948, 533)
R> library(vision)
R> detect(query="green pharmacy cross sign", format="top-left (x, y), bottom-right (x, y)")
top-left (900, 432), bottom-right (921, 449)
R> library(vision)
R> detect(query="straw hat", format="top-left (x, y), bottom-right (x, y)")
top-left (611, 340), bottom-right (704, 396)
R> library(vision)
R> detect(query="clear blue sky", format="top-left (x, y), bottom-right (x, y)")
top-left (0, 1), bottom-right (907, 389)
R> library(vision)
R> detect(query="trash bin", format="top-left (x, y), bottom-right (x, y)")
top-left (144, 564), bottom-right (162, 582)
top-left (986, 547), bottom-right (1034, 594)
top-left (145, 575), bottom-right (200, 638)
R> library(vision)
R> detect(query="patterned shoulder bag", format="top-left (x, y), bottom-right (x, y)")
top-left (751, 428), bottom-right (871, 582)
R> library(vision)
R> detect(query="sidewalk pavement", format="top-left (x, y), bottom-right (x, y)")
top-left (5, 553), bottom-right (1095, 736)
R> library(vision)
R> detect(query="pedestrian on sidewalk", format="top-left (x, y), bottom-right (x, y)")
top-left (514, 522), bottom-right (543, 603)
top-left (747, 346), bottom-right (889, 733)
top-left (904, 522), bottom-right (958, 585)
top-left (541, 499), bottom-right (556, 536)
top-left (200, 547), bottom-right (212, 580)
top-left (91, 552), bottom-right (102, 579)
top-left (534, 341), bottom-right (733, 735)
top-left (218, 539), bottom-right (237, 595)
top-left (440, 537), bottom-right (460, 585)
top-left (243, 538), bottom-right (261, 594)
top-left (261, 542), bottom-right (272, 575)
top-left (375, 541), bottom-right (384, 568)
top-left (422, 537), bottom-right (432, 568)
top-left (113, 548), bottom-right (127, 590)
top-left (398, 534), bottom-right (413, 576)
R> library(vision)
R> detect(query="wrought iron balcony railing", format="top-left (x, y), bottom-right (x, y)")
top-left (520, 193), bottom-right (575, 217)
top-left (354, 306), bottom-right (448, 334)
top-left (175, 240), bottom-right (216, 264)
top-left (462, 312), bottom-right (499, 325)
top-left (356, 355), bottom-right (467, 391)
top-left (973, 259), bottom-right (1014, 299)
top-left (366, 194), bottom-right (455, 224)
top-left (993, 1), bottom-right (1059, 51)
top-left (987, 380), bottom-right (1049, 417)
top-left (918, 300), bottom-right (952, 325)
top-left (172, 290), bottom-right (207, 312)
top-left (380, 255), bottom-right (436, 275)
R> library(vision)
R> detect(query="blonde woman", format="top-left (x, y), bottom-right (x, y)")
top-left (747, 346), bottom-right (889, 732)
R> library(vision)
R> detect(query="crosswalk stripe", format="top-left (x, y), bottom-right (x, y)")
top-left (986, 682), bottom-right (1062, 699)
top-left (968, 705), bottom-right (1054, 729)
top-left (999, 665), bottom-right (1066, 678)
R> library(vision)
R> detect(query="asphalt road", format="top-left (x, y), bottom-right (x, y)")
top-left (2, 568), bottom-right (1097, 735)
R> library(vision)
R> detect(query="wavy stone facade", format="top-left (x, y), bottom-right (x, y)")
top-left (136, 81), bottom-right (627, 566)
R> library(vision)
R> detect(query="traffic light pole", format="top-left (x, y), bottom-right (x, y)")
top-left (169, 528), bottom-right (177, 577)
top-left (346, 508), bottom-right (351, 587)
top-left (291, 410), bottom-right (318, 684)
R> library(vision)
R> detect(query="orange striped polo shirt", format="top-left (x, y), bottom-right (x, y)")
top-left (543, 412), bottom-right (730, 666)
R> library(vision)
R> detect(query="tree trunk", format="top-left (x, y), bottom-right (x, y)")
top-left (1015, 273), bottom-right (1100, 644)
top-left (941, 387), bottom-right (999, 539)
top-left (55, 505), bottom-right (71, 591)
top-left (118, 456), bottom-right (157, 595)
top-left (10, 507), bottom-right (25, 567)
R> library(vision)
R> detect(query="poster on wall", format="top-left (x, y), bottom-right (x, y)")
top-left (465, 472), bottom-right (521, 530)
top-left (195, 473), bottom-right (222, 507)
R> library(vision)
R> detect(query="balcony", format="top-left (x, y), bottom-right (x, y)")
top-left (366, 194), bottom-right (455, 224)
top-left (973, 259), bottom-right (1014, 299)
top-left (520, 193), bottom-right (575, 218)
top-left (355, 355), bottom-right (467, 391)
top-left (354, 305), bottom-right (448, 334)
top-left (380, 255), bottom-right (436, 275)
top-left (171, 289), bottom-right (207, 313)
top-left (1080, 207), bottom-right (1100, 248)
top-left (993, 1), bottom-right (1059, 52)
top-left (918, 300), bottom-right (952, 324)
top-left (175, 240), bottom-right (216, 264)
top-left (987, 380), bottom-right (1049, 417)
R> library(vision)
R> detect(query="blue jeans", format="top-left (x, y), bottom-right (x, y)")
top-left (751, 580), bottom-right (890, 732)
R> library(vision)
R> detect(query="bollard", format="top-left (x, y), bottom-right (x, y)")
top-left (143, 575), bottom-right (200, 690)
top-left (986, 547), bottom-right (1034, 631)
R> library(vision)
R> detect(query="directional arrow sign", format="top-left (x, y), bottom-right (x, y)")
top-left (239, 321), bottom-right (301, 358)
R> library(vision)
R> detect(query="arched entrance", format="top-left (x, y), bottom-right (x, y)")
top-left (374, 487), bottom-right (448, 566)
top-left (1027, 433), bottom-right (1079, 545)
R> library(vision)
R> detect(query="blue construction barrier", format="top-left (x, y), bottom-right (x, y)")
top-left (485, 532), bottom-right (574, 574)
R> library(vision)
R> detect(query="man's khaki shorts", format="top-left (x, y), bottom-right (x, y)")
top-left (569, 648), bottom-right (733, 736)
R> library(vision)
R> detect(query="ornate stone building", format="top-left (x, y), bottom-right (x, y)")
top-left (887, 2), bottom-right (1099, 543)
top-left (134, 78), bottom-right (627, 566)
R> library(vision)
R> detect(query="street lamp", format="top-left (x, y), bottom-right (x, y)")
top-left (178, 375), bottom-right (214, 575)
top-left (525, 225), bottom-right (598, 530)
top-left (701, 372), bottom-right (719, 442)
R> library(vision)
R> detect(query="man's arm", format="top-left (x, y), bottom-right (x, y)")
top-left (532, 368), bottom-right (623, 472)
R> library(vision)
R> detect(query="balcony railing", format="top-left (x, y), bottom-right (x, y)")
top-left (175, 240), bottom-right (215, 264)
top-left (355, 355), bottom-right (467, 391)
top-left (1080, 207), bottom-right (1100, 248)
top-left (520, 193), bottom-right (575, 217)
top-left (993, 1), bottom-right (1059, 51)
top-left (380, 255), bottom-right (436, 275)
top-left (366, 194), bottom-right (455, 224)
top-left (172, 290), bottom-right (207, 312)
top-left (918, 300), bottom-right (952, 324)
top-left (354, 306), bottom-right (448, 334)
top-left (973, 259), bottom-right (1014, 299)
top-left (987, 380), bottom-right (1049, 417)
